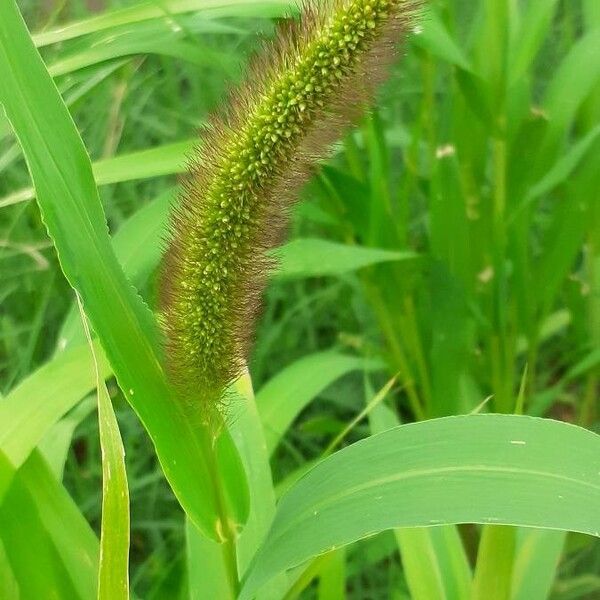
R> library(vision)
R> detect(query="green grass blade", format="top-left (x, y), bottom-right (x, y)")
top-left (0, 0), bottom-right (247, 541)
top-left (0, 340), bottom-right (110, 470)
top-left (47, 15), bottom-right (244, 79)
top-left (317, 549), bottom-right (345, 599)
top-left (32, 0), bottom-right (294, 47)
top-left (0, 140), bottom-right (194, 208)
top-left (231, 375), bottom-right (281, 580)
top-left (0, 538), bottom-right (19, 599)
top-left (79, 302), bottom-right (130, 600)
top-left (542, 29), bottom-right (600, 156)
top-left (508, 0), bottom-right (559, 85)
top-left (0, 451), bottom-right (99, 599)
top-left (511, 529), bottom-right (565, 600)
top-left (256, 352), bottom-right (378, 455)
top-left (97, 373), bottom-right (130, 600)
top-left (413, 9), bottom-right (472, 71)
top-left (38, 397), bottom-right (96, 479)
top-left (241, 415), bottom-right (600, 597)
top-left (273, 238), bottom-right (418, 279)
top-left (472, 525), bottom-right (516, 600)
top-left (58, 188), bottom-right (174, 349)
top-left (514, 124), bottom-right (600, 218)
top-left (370, 402), bottom-right (472, 600)
top-left (186, 519), bottom-right (236, 599)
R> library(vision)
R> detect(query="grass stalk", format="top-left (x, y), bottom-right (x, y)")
top-left (472, 525), bottom-right (516, 600)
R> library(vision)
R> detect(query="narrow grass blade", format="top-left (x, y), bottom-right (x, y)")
top-left (542, 30), bottom-right (600, 155)
top-left (0, 451), bottom-right (99, 599)
top-left (273, 238), bottom-right (418, 279)
top-left (231, 374), bottom-right (282, 583)
top-left (79, 300), bottom-right (130, 600)
top-left (0, 340), bottom-right (110, 470)
top-left (508, 0), bottom-right (560, 85)
top-left (32, 0), bottom-right (294, 47)
top-left (0, 538), bottom-right (19, 600)
top-left (38, 397), bottom-right (96, 479)
top-left (511, 529), bottom-right (565, 600)
top-left (413, 9), bottom-right (472, 71)
top-left (370, 402), bottom-right (472, 600)
top-left (317, 549), bottom-right (345, 599)
top-left (47, 15), bottom-right (244, 78)
top-left (0, 140), bottom-right (194, 209)
top-left (241, 415), bottom-right (600, 597)
top-left (256, 352), bottom-right (378, 455)
top-left (472, 525), bottom-right (516, 600)
top-left (58, 188), bottom-right (174, 349)
top-left (512, 124), bottom-right (600, 221)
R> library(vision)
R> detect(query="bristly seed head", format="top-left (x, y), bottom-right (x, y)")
top-left (160, 0), bottom-right (420, 424)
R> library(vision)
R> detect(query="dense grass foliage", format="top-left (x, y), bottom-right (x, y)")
top-left (0, 0), bottom-right (599, 599)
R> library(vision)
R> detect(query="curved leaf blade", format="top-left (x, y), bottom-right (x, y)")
top-left (241, 415), bottom-right (600, 597)
top-left (273, 238), bottom-right (418, 279)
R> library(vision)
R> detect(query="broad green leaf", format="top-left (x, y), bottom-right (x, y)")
top-left (256, 352), bottom-right (378, 455)
top-left (273, 238), bottom-right (418, 279)
top-left (0, 0), bottom-right (247, 541)
top-left (370, 402), bottom-right (472, 600)
top-left (241, 415), bottom-right (600, 597)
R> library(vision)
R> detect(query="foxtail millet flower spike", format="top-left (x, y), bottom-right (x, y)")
top-left (160, 0), bottom-right (421, 423)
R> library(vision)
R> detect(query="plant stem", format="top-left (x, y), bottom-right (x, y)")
top-left (201, 431), bottom-right (240, 596)
top-left (472, 525), bottom-right (516, 600)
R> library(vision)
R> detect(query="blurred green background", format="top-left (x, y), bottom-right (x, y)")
top-left (1, 0), bottom-right (599, 597)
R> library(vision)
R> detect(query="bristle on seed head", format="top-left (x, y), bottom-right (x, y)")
top-left (160, 0), bottom-right (421, 424)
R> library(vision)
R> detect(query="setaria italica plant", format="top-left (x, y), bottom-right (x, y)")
top-left (160, 0), bottom-right (420, 422)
